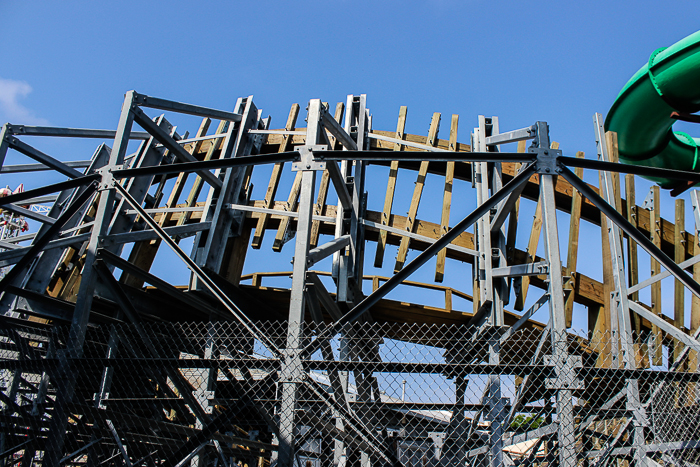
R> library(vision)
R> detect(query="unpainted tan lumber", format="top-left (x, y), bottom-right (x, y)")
top-left (220, 227), bottom-right (253, 285)
top-left (251, 104), bottom-right (300, 248)
top-left (650, 185), bottom-right (663, 366)
top-left (674, 199), bottom-right (685, 363)
top-left (564, 151), bottom-right (585, 327)
top-left (625, 176), bottom-right (640, 306)
top-left (177, 119), bottom-right (229, 227)
top-left (394, 112), bottom-right (441, 273)
top-left (690, 212), bottom-right (700, 373)
top-left (435, 114), bottom-right (458, 282)
top-left (600, 168), bottom-right (618, 367)
top-left (374, 106), bottom-right (407, 268)
top-left (121, 119), bottom-right (211, 289)
top-left (161, 118), bottom-right (211, 227)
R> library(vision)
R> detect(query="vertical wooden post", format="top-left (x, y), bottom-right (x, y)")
top-left (374, 106), bottom-right (407, 268)
top-left (625, 174), bottom-right (647, 368)
top-left (505, 141), bottom-right (526, 267)
top-left (650, 185), bottom-right (663, 366)
top-left (674, 199), bottom-right (685, 364)
top-left (599, 169), bottom-right (615, 368)
top-left (309, 103), bottom-right (344, 248)
top-left (273, 172), bottom-right (303, 252)
top-left (252, 103), bottom-right (300, 249)
top-left (394, 112), bottom-right (441, 273)
top-left (564, 151), bottom-right (584, 327)
top-left (690, 202), bottom-right (700, 390)
top-left (177, 119), bottom-right (229, 227)
top-left (435, 114), bottom-right (459, 282)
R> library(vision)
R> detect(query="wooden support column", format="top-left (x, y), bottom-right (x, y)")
top-left (374, 106), bottom-right (407, 268)
top-left (252, 103), bottom-right (300, 249)
top-left (435, 114), bottom-right (458, 282)
top-left (395, 112), bottom-right (441, 273)
top-left (122, 118), bottom-right (211, 288)
top-left (177, 119), bottom-right (229, 227)
top-left (598, 168), bottom-right (615, 368)
top-left (626, 174), bottom-right (647, 368)
top-left (692, 208), bottom-right (700, 374)
top-left (564, 151), bottom-right (584, 327)
top-left (674, 199), bottom-right (686, 364)
top-left (650, 185), bottom-right (663, 366)
top-left (309, 102), bottom-right (344, 248)
top-left (505, 141), bottom-right (526, 267)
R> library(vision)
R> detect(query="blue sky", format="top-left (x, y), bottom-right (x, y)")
top-left (1, 1), bottom-right (699, 332)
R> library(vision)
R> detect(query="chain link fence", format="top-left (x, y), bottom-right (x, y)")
top-left (1, 320), bottom-right (699, 466)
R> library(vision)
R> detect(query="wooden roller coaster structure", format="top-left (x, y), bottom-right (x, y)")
top-left (1, 92), bottom-right (700, 466)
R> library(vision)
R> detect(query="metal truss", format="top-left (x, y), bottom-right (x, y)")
top-left (1, 92), bottom-right (700, 467)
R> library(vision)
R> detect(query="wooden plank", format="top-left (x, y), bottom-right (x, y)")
top-left (272, 171), bottom-right (303, 252)
top-left (625, 174), bottom-right (647, 367)
top-left (208, 128), bottom-right (699, 259)
top-left (121, 119), bottom-right (210, 289)
top-left (309, 102), bottom-right (344, 248)
top-left (650, 185), bottom-right (663, 366)
top-left (625, 176), bottom-right (640, 306)
top-left (394, 112), bottom-right (441, 273)
top-left (674, 199), bottom-right (685, 363)
top-left (435, 114), bottom-right (458, 282)
top-left (176, 119), bottom-right (229, 227)
top-left (374, 106), bottom-right (407, 268)
top-left (220, 227), bottom-right (253, 285)
top-left (564, 151), bottom-right (585, 327)
top-left (161, 118), bottom-right (211, 227)
top-left (514, 142), bottom-right (559, 311)
top-left (605, 132), bottom-right (622, 214)
top-left (251, 103), bottom-right (300, 249)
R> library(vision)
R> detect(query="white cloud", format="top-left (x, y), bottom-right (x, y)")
top-left (0, 78), bottom-right (49, 125)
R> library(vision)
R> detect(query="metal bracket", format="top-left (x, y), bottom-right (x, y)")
top-left (532, 147), bottom-right (563, 174)
top-left (292, 145), bottom-right (327, 171)
top-left (642, 188), bottom-right (655, 210)
top-left (543, 355), bottom-right (584, 390)
top-left (493, 261), bottom-right (549, 278)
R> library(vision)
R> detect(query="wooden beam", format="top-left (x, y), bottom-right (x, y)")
top-left (394, 112), bottom-right (441, 273)
top-left (692, 201), bottom-right (700, 373)
top-left (177, 119), bottom-right (229, 227)
top-left (251, 103), bottom-right (300, 249)
top-left (598, 169), bottom-right (615, 367)
top-left (564, 151), bottom-right (584, 327)
top-left (650, 185), bottom-right (663, 366)
top-left (674, 198), bottom-right (685, 363)
top-left (374, 106), bottom-right (407, 268)
top-left (435, 114), bottom-right (458, 282)
top-left (272, 171), bottom-right (302, 252)
top-left (505, 142), bottom-right (526, 267)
